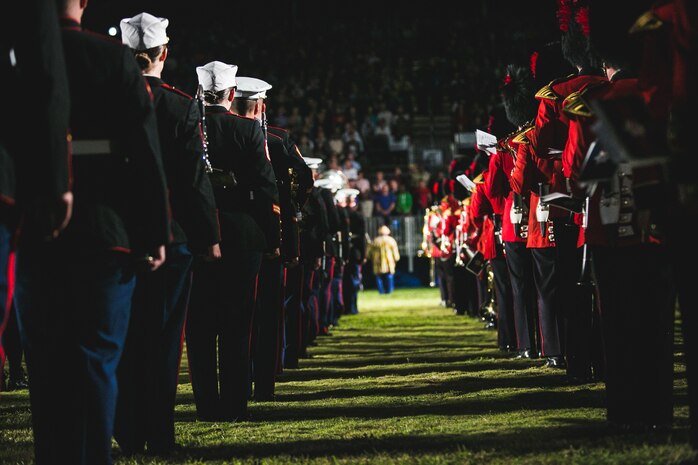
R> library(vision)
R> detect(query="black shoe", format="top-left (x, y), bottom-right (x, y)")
top-left (318, 327), bottom-right (332, 336)
top-left (285, 360), bottom-right (299, 369)
top-left (499, 345), bottom-right (517, 354)
top-left (514, 349), bottom-right (534, 359)
top-left (299, 350), bottom-right (313, 359)
top-left (544, 356), bottom-right (566, 369)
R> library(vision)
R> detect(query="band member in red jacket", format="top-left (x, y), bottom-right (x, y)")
top-left (562, 7), bottom-right (674, 428)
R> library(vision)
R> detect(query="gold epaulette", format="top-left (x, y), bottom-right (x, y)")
top-left (629, 10), bottom-right (663, 34)
top-left (562, 81), bottom-right (609, 118)
top-left (512, 125), bottom-right (535, 145)
top-left (562, 91), bottom-right (592, 118)
top-left (472, 172), bottom-right (484, 184)
top-left (535, 74), bottom-right (576, 101)
top-left (535, 84), bottom-right (560, 101)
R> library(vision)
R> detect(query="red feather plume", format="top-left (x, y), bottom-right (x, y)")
top-left (575, 6), bottom-right (590, 36)
top-left (529, 51), bottom-right (539, 79)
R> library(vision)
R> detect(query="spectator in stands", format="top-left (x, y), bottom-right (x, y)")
top-left (326, 154), bottom-right (340, 171)
top-left (368, 225), bottom-right (400, 295)
top-left (355, 171), bottom-right (373, 218)
top-left (288, 106), bottom-right (303, 134)
top-left (360, 115), bottom-right (375, 140)
top-left (373, 184), bottom-right (396, 220)
top-left (329, 127), bottom-right (344, 155)
top-left (342, 122), bottom-right (365, 154)
top-left (392, 104), bottom-right (412, 140)
top-left (373, 171), bottom-right (387, 194)
top-left (413, 180), bottom-right (432, 212)
top-left (377, 101), bottom-right (394, 128)
top-left (273, 105), bottom-right (289, 128)
top-left (297, 133), bottom-right (314, 157)
top-left (313, 127), bottom-right (330, 157)
top-left (374, 118), bottom-right (392, 140)
top-left (341, 157), bottom-right (358, 180)
top-left (345, 151), bottom-right (361, 170)
top-left (395, 183), bottom-right (414, 215)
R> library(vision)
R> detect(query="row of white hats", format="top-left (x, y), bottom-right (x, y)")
top-left (120, 13), bottom-right (355, 186)
top-left (120, 13), bottom-right (267, 98)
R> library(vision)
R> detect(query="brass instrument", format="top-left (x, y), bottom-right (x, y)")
top-left (480, 263), bottom-right (497, 329)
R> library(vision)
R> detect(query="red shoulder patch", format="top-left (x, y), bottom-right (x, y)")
top-left (231, 113), bottom-right (258, 122)
top-left (160, 83), bottom-right (193, 100)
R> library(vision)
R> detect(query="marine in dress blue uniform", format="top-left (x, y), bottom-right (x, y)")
top-left (114, 13), bottom-right (221, 456)
top-left (185, 62), bottom-right (280, 422)
top-left (14, 1), bottom-right (170, 464)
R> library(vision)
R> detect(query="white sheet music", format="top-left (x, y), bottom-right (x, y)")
top-left (456, 174), bottom-right (477, 192)
top-left (476, 130), bottom-right (498, 156)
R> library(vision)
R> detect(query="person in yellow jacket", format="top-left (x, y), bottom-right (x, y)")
top-left (368, 225), bottom-right (400, 294)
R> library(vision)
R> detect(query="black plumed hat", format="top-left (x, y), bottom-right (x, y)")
top-left (501, 64), bottom-right (537, 128)
top-left (558, 0), bottom-right (600, 69)
top-left (530, 42), bottom-right (575, 87)
top-left (486, 104), bottom-right (516, 140)
top-left (588, 0), bottom-right (650, 70)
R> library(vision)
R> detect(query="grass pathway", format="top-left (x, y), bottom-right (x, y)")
top-left (1, 288), bottom-right (694, 464)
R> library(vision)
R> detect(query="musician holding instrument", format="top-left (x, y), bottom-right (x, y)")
top-left (113, 13), bottom-right (221, 456)
top-left (229, 76), bottom-right (307, 400)
top-left (185, 61), bottom-right (280, 422)
top-left (560, 19), bottom-right (674, 428)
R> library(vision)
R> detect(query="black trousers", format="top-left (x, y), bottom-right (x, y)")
top-left (491, 257), bottom-right (516, 349)
top-left (435, 258), bottom-right (448, 304)
top-left (251, 257), bottom-right (284, 398)
top-left (15, 246), bottom-right (135, 465)
top-left (504, 241), bottom-right (537, 352)
top-left (475, 269), bottom-right (489, 316)
top-left (186, 249), bottom-right (262, 421)
top-left (554, 219), bottom-right (595, 377)
top-left (2, 302), bottom-right (24, 380)
top-left (530, 247), bottom-right (562, 357)
top-left (115, 244), bottom-right (193, 454)
top-left (303, 265), bottom-right (320, 347)
top-left (318, 256), bottom-right (334, 330)
top-left (284, 264), bottom-right (304, 369)
top-left (342, 262), bottom-right (361, 315)
top-left (593, 244), bottom-right (674, 427)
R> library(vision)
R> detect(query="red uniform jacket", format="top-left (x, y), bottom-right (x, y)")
top-left (562, 75), bottom-right (662, 247)
top-left (529, 71), bottom-right (608, 163)
top-left (470, 181), bottom-right (497, 260)
top-left (488, 146), bottom-right (526, 244)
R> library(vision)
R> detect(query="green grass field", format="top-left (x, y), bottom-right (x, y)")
top-left (1, 287), bottom-right (694, 464)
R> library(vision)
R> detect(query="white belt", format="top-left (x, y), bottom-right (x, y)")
top-left (71, 139), bottom-right (112, 156)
